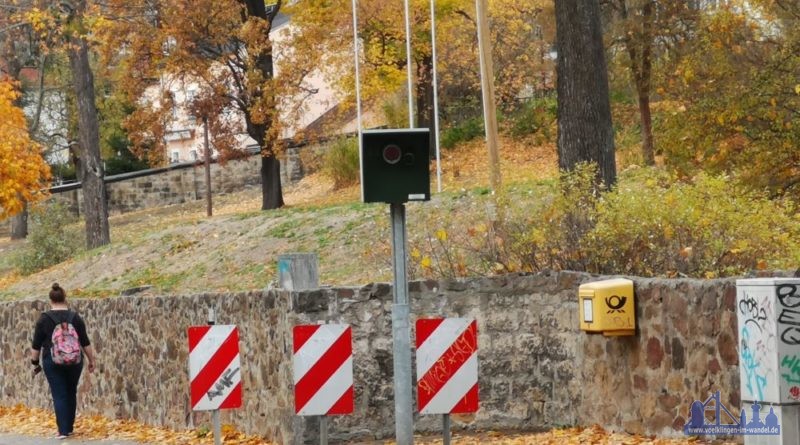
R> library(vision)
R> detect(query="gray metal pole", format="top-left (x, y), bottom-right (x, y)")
top-left (443, 414), bottom-right (451, 445)
top-left (320, 416), bottom-right (328, 445)
top-left (207, 308), bottom-right (221, 445)
top-left (350, 0), bottom-right (365, 199)
top-left (212, 411), bottom-right (221, 445)
top-left (390, 202), bottom-right (414, 445)
top-left (403, 0), bottom-right (414, 128)
top-left (429, 0), bottom-right (442, 193)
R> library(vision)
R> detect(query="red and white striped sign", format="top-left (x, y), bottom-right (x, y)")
top-left (188, 325), bottom-right (242, 411)
top-left (293, 324), bottom-right (354, 416)
top-left (416, 318), bottom-right (479, 414)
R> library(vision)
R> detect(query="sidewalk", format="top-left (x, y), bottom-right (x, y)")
top-left (0, 433), bottom-right (144, 445)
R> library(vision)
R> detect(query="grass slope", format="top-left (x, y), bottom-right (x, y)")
top-left (0, 136), bottom-right (556, 300)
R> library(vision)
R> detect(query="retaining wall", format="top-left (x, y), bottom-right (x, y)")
top-left (0, 272), bottom-right (741, 443)
top-left (47, 142), bottom-right (320, 216)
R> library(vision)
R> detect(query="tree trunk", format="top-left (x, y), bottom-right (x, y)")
top-left (555, 0), bottom-right (616, 187)
top-left (618, 0), bottom-right (656, 166)
top-left (241, 0), bottom-right (284, 210)
top-left (636, 0), bottom-right (655, 166)
top-left (261, 149), bottom-right (284, 210)
top-left (415, 55), bottom-right (436, 152)
top-left (68, 24), bottom-right (110, 249)
top-left (10, 200), bottom-right (28, 240)
top-left (637, 89), bottom-right (655, 165)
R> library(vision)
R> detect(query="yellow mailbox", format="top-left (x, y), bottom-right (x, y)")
top-left (579, 278), bottom-right (635, 336)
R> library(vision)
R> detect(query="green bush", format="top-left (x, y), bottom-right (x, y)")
top-left (50, 163), bottom-right (77, 183)
top-left (406, 166), bottom-right (800, 279)
top-left (506, 96), bottom-right (557, 140)
top-left (586, 169), bottom-right (800, 277)
top-left (104, 148), bottom-right (150, 176)
top-left (407, 164), bottom-right (600, 278)
top-left (381, 97), bottom-right (410, 128)
top-left (15, 203), bottom-right (84, 275)
top-left (323, 137), bottom-right (360, 189)
top-left (499, 163), bottom-right (599, 273)
top-left (440, 117), bottom-right (484, 150)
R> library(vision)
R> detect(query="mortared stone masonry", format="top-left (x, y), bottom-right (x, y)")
top-left (0, 271), bottom-right (741, 444)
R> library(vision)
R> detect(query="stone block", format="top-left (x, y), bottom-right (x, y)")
top-left (646, 337), bottom-right (664, 369)
top-left (717, 331), bottom-right (738, 366)
top-left (671, 337), bottom-right (685, 370)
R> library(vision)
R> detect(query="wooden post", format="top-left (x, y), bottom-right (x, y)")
top-left (476, 0), bottom-right (502, 193)
top-left (204, 116), bottom-right (213, 217)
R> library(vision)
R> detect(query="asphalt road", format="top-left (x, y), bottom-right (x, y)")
top-left (0, 434), bottom-right (143, 445)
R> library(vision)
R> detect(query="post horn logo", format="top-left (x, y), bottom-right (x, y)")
top-left (605, 295), bottom-right (626, 314)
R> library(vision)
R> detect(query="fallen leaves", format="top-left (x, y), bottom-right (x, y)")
top-left (366, 425), bottom-right (736, 445)
top-left (0, 404), bottom-right (275, 444)
top-left (0, 405), bottom-right (738, 445)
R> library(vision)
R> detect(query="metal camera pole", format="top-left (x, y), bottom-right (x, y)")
top-left (391, 202), bottom-right (414, 445)
top-left (208, 308), bottom-right (221, 445)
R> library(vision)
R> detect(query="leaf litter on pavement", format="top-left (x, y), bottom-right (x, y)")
top-left (0, 405), bottom-right (737, 444)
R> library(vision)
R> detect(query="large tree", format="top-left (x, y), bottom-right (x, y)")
top-left (1, 0), bottom-right (48, 238)
top-left (3, 1), bottom-right (111, 248)
top-left (659, 1), bottom-right (800, 197)
top-left (63, 0), bottom-right (111, 248)
top-left (0, 80), bottom-right (51, 218)
top-left (101, 0), bottom-right (310, 210)
top-left (555, 0), bottom-right (616, 187)
top-left (603, 0), bottom-right (700, 166)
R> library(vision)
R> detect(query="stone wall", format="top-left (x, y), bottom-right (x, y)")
top-left (0, 291), bottom-right (298, 443)
top-left (47, 143), bottom-right (315, 216)
top-left (0, 272), bottom-right (741, 444)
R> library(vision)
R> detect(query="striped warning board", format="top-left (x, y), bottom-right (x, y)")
top-left (293, 324), bottom-right (354, 416)
top-left (188, 325), bottom-right (242, 411)
top-left (416, 318), bottom-right (479, 414)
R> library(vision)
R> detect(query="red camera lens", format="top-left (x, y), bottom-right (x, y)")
top-left (382, 144), bottom-right (402, 164)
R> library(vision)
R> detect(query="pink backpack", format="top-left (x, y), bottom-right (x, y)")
top-left (45, 312), bottom-right (82, 366)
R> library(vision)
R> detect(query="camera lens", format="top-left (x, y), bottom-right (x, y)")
top-left (382, 144), bottom-right (402, 164)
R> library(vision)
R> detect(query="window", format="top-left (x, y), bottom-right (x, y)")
top-left (186, 90), bottom-right (197, 124)
top-left (189, 150), bottom-right (198, 161)
top-left (171, 151), bottom-right (180, 163)
top-left (162, 36), bottom-right (177, 55)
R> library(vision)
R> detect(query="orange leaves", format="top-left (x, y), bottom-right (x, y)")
top-left (0, 81), bottom-right (51, 218)
top-left (0, 406), bottom-right (734, 445)
top-left (361, 424), bottom-right (736, 444)
top-left (0, 404), bottom-right (276, 445)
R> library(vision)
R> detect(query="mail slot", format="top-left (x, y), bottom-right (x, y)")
top-left (579, 278), bottom-right (635, 336)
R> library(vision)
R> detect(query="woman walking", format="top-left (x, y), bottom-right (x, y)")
top-left (29, 283), bottom-right (96, 439)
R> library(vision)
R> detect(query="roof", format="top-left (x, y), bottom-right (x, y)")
top-left (272, 12), bottom-right (290, 31)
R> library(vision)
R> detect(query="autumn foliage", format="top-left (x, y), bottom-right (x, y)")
top-left (0, 80), bottom-right (50, 218)
top-left (0, 404), bottom-right (733, 444)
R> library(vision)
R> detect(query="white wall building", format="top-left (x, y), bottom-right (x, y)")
top-left (158, 12), bottom-right (359, 164)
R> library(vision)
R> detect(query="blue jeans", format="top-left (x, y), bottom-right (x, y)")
top-left (42, 355), bottom-right (83, 435)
